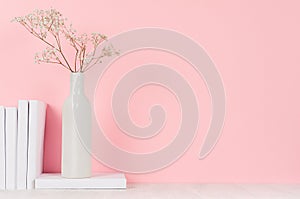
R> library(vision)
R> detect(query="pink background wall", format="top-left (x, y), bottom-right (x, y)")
top-left (1, 0), bottom-right (300, 183)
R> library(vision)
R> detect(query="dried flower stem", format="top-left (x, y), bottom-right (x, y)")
top-left (13, 9), bottom-right (119, 73)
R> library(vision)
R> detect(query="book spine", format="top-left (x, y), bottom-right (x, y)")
top-left (16, 100), bottom-right (29, 190)
top-left (5, 107), bottom-right (18, 190)
top-left (27, 101), bottom-right (46, 189)
top-left (0, 107), bottom-right (5, 190)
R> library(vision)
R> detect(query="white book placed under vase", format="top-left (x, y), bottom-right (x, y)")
top-left (16, 100), bottom-right (29, 190)
top-left (27, 100), bottom-right (47, 189)
top-left (0, 106), bottom-right (5, 190)
top-left (5, 107), bottom-right (18, 190)
top-left (35, 173), bottom-right (126, 189)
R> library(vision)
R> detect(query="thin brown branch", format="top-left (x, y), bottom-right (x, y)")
top-left (62, 26), bottom-right (83, 49)
top-left (83, 54), bottom-right (105, 72)
top-left (47, 19), bottom-right (55, 32)
top-left (81, 44), bottom-right (98, 72)
top-left (38, 60), bottom-right (70, 70)
top-left (54, 33), bottom-right (73, 72)
top-left (20, 20), bottom-right (73, 73)
top-left (74, 49), bottom-right (78, 72)
top-left (80, 46), bottom-right (86, 72)
top-left (20, 22), bottom-right (57, 50)
top-left (68, 38), bottom-right (79, 72)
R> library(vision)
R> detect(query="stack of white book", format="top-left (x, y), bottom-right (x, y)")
top-left (0, 100), bottom-right (47, 190)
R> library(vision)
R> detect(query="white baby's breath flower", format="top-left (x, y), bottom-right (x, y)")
top-left (13, 8), bottom-right (119, 72)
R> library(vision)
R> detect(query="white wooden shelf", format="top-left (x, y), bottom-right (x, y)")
top-left (1, 184), bottom-right (300, 198)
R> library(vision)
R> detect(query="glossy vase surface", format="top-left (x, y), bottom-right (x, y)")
top-left (62, 72), bottom-right (91, 178)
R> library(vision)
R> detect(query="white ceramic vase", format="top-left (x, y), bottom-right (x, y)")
top-left (62, 72), bottom-right (92, 178)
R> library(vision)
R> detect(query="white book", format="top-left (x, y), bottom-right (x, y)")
top-left (5, 107), bottom-right (18, 190)
top-left (0, 107), bottom-right (5, 190)
top-left (35, 173), bottom-right (127, 189)
top-left (16, 100), bottom-right (29, 190)
top-left (27, 101), bottom-right (47, 189)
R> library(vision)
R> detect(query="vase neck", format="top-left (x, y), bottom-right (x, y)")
top-left (70, 72), bottom-right (84, 95)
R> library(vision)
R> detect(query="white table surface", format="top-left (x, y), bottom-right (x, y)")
top-left (1, 184), bottom-right (300, 199)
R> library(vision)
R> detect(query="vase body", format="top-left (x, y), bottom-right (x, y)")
top-left (62, 72), bottom-right (91, 178)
